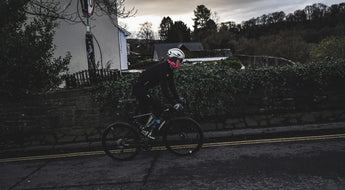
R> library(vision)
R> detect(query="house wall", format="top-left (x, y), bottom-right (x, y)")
top-left (53, 0), bottom-right (121, 74)
top-left (119, 31), bottom-right (129, 70)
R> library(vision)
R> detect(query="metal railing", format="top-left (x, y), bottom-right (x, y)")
top-left (64, 69), bottom-right (120, 88)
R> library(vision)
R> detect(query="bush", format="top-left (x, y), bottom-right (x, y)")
top-left (0, 1), bottom-right (70, 97)
top-left (218, 56), bottom-right (243, 70)
top-left (94, 58), bottom-right (345, 117)
top-left (310, 36), bottom-right (345, 60)
top-left (128, 59), bottom-right (159, 69)
top-left (92, 73), bottom-right (139, 109)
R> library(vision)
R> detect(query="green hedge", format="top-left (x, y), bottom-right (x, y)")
top-left (128, 59), bottom-right (159, 69)
top-left (94, 58), bottom-right (345, 117)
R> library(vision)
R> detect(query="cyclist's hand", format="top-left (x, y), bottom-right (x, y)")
top-left (173, 103), bottom-right (183, 111)
top-left (178, 97), bottom-right (186, 104)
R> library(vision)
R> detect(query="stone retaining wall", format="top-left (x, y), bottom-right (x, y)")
top-left (1, 88), bottom-right (344, 151)
top-left (0, 89), bottom-right (117, 150)
top-left (200, 110), bottom-right (345, 132)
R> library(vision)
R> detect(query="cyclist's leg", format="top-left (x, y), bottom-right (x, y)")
top-left (133, 84), bottom-right (162, 116)
top-left (149, 95), bottom-right (163, 117)
top-left (133, 83), bottom-right (150, 114)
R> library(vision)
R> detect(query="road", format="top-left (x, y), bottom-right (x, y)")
top-left (1, 134), bottom-right (345, 190)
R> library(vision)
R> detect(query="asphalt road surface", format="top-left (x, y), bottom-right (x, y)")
top-left (1, 134), bottom-right (345, 190)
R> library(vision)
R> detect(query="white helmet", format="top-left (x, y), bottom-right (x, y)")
top-left (167, 48), bottom-right (185, 59)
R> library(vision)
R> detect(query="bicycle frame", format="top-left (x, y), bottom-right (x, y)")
top-left (117, 99), bottom-right (178, 133)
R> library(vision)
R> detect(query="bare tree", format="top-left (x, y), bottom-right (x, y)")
top-left (24, 0), bottom-right (136, 27)
top-left (137, 22), bottom-right (154, 40)
top-left (137, 22), bottom-right (154, 49)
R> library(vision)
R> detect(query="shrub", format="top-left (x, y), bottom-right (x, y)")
top-left (310, 36), bottom-right (345, 60)
top-left (128, 59), bottom-right (159, 69)
top-left (94, 58), bottom-right (345, 117)
top-left (0, 1), bottom-right (70, 97)
top-left (93, 73), bottom-right (139, 109)
top-left (218, 56), bottom-right (243, 70)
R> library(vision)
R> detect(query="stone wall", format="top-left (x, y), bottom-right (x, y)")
top-left (0, 89), bottom-right (117, 150)
top-left (200, 110), bottom-right (345, 132)
top-left (1, 88), bottom-right (345, 151)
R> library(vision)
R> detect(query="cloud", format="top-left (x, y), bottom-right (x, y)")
top-left (120, 0), bottom-right (345, 32)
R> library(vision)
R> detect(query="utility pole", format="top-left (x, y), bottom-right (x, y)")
top-left (80, 0), bottom-right (96, 83)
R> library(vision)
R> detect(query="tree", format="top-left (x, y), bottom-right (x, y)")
top-left (311, 36), bottom-right (345, 60)
top-left (0, 0), bottom-right (71, 97)
top-left (167, 21), bottom-right (191, 42)
top-left (206, 19), bottom-right (217, 33)
top-left (192, 5), bottom-right (216, 41)
top-left (193, 5), bottom-right (211, 30)
top-left (137, 22), bottom-right (154, 50)
top-left (294, 10), bottom-right (307, 23)
top-left (137, 22), bottom-right (154, 40)
top-left (271, 11), bottom-right (286, 23)
top-left (219, 23), bottom-right (229, 32)
top-left (159, 16), bottom-right (173, 41)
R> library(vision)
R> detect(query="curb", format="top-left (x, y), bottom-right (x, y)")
top-left (1, 122), bottom-right (345, 158)
top-left (204, 122), bottom-right (345, 139)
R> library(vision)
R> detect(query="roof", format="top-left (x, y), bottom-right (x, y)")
top-left (153, 42), bottom-right (204, 60)
top-left (118, 26), bottom-right (131, 36)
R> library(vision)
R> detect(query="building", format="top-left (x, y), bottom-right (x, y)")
top-left (153, 42), bottom-right (204, 61)
top-left (53, 0), bottom-right (130, 74)
top-left (118, 27), bottom-right (131, 71)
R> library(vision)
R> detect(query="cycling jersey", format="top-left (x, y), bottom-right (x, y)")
top-left (134, 60), bottom-right (179, 103)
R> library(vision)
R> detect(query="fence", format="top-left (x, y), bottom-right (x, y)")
top-left (235, 55), bottom-right (295, 68)
top-left (65, 69), bottom-right (120, 88)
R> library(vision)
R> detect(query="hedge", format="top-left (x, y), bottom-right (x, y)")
top-left (94, 57), bottom-right (345, 117)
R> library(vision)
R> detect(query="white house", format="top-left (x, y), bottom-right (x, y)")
top-left (118, 27), bottom-right (131, 71)
top-left (53, 0), bottom-right (130, 74)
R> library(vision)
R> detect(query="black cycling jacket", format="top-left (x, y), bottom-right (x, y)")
top-left (135, 61), bottom-right (179, 102)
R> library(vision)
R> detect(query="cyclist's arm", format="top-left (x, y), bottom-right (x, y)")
top-left (160, 74), bottom-right (178, 105)
top-left (167, 76), bottom-right (179, 100)
top-left (160, 78), bottom-right (174, 102)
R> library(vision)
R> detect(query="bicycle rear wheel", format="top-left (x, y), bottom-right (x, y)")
top-left (102, 122), bottom-right (140, 161)
top-left (163, 117), bottom-right (203, 156)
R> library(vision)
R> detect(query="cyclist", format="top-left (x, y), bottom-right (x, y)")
top-left (132, 48), bottom-right (185, 139)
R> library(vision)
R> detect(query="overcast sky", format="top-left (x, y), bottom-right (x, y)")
top-left (118, 0), bottom-right (344, 36)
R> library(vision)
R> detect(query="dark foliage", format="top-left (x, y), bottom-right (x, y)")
top-left (0, 0), bottom-right (71, 98)
top-left (94, 58), bottom-right (345, 117)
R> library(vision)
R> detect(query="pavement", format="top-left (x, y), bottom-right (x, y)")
top-left (1, 121), bottom-right (345, 159)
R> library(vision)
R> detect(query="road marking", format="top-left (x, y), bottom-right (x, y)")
top-left (202, 133), bottom-right (345, 148)
top-left (0, 151), bottom-right (106, 163)
top-left (1, 133), bottom-right (345, 163)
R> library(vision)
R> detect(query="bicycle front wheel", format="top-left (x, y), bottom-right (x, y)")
top-left (102, 122), bottom-right (140, 161)
top-left (163, 117), bottom-right (203, 156)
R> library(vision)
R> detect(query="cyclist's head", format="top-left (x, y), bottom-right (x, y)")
top-left (167, 48), bottom-right (185, 69)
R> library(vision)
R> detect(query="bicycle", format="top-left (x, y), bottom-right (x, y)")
top-left (101, 99), bottom-right (204, 161)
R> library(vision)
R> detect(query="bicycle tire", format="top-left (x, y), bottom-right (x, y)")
top-left (163, 117), bottom-right (203, 156)
top-left (102, 122), bottom-right (140, 161)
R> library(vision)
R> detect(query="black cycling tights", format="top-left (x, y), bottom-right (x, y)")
top-left (133, 84), bottom-right (163, 116)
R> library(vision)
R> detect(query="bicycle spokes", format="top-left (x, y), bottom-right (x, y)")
top-left (102, 123), bottom-right (140, 160)
top-left (164, 118), bottom-right (203, 156)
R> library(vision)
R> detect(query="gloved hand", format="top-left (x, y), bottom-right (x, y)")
top-left (177, 97), bottom-right (186, 104)
top-left (173, 103), bottom-right (183, 111)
